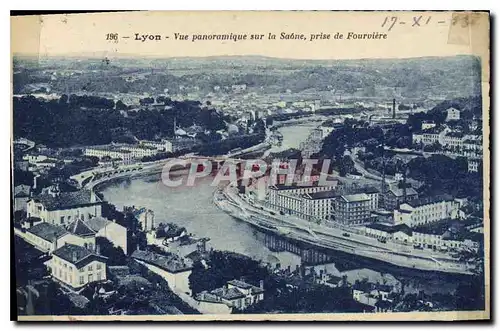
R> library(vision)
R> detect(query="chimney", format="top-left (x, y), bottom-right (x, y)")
top-left (392, 98), bottom-right (396, 119)
top-left (33, 175), bottom-right (39, 190)
top-left (72, 251), bottom-right (77, 262)
top-left (96, 244), bottom-right (101, 255)
top-left (52, 232), bottom-right (58, 250)
top-left (259, 280), bottom-right (264, 290)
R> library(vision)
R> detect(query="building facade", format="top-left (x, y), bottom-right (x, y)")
top-left (27, 187), bottom-right (104, 226)
top-left (393, 196), bottom-right (460, 227)
top-left (334, 193), bottom-right (372, 225)
top-left (50, 243), bottom-right (107, 289)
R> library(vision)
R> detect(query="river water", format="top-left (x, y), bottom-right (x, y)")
top-left (99, 121), bottom-right (473, 296)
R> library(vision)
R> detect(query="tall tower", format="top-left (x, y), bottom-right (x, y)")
top-left (392, 98), bottom-right (396, 119)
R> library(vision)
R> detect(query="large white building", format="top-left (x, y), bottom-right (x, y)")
top-left (139, 139), bottom-right (173, 153)
top-left (267, 184), bottom-right (338, 221)
top-left (27, 187), bottom-right (104, 226)
top-left (84, 143), bottom-right (161, 163)
top-left (393, 195), bottom-right (461, 227)
top-left (412, 128), bottom-right (483, 157)
top-left (84, 146), bottom-right (133, 163)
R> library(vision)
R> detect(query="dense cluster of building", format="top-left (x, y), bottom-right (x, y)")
top-left (257, 173), bottom-right (482, 254)
top-left (411, 107), bottom-right (483, 173)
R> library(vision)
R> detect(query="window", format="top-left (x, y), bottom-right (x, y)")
top-left (88, 265), bottom-right (93, 271)
top-left (79, 276), bottom-right (84, 285)
top-left (97, 272), bottom-right (102, 281)
top-left (88, 274), bottom-right (93, 283)
top-left (79, 268), bottom-right (84, 272)
top-left (60, 216), bottom-right (64, 224)
top-left (69, 275), bottom-right (72, 283)
top-left (96, 264), bottom-right (102, 270)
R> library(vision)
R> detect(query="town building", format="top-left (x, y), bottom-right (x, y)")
top-left (363, 223), bottom-right (413, 244)
top-left (412, 127), bottom-right (483, 158)
top-left (267, 184), bottom-right (338, 221)
top-left (383, 186), bottom-right (419, 211)
top-left (66, 216), bottom-right (128, 254)
top-left (421, 121), bottom-right (436, 130)
top-left (194, 279), bottom-right (265, 313)
top-left (334, 193), bottom-right (372, 225)
top-left (468, 159), bottom-right (480, 173)
top-left (66, 218), bottom-right (98, 250)
top-left (131, 249), bottom-right (193, 295)
top-left (139, 139), bottom-right (173, 153)
top-left (84, 146), bottom-right (133, 164)
top-left (25, 222), bottom-right (74, 253)
top-left (127, 206), bottom-right (156, 232)
top-left (446, 107), bottom-right (461, 121)
top-left (300, 190), bottom-right (337, 221)
top-left (27, 187), bottom-right (104, 226)
top-left (13, 184), bottom-right (31, 212)
top-left (50, 243), bottom-right (108, 289)
top-left (393, 195), bottom-right (461, 227)
top-left (268, 184), bottom-right (338, 209)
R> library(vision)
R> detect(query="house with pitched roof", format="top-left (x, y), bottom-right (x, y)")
top-left (393, 195), bottom-right (460, 227)
top-left (85, 217), bottom-right (128, 254)
top-left (25, 222), bottom-right (74, 253)
top-left (383, 186), bottom-right (419, 212)
top-left (66, 216), bottom-right (128, 254)
top-left (194, 279), bottom-right (265, 313)
top-left (131, 249), bottom-right (193, 295)
top-left (27, 186), bottom-right (104, 226)
top-left (50, 243), bottom-right (108, 290)
top-left (65, 218), bottom-right (98, 250)
top-left (13, 184), bottom-right (31, 212)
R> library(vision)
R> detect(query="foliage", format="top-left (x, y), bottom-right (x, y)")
top-left (96, 237), bottom-right (127, 265)
top-left (188, 250), bottom-right (270, 295)
top-left (13, 95), bottom-right (227, 147)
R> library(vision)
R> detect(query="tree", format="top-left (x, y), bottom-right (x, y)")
top-left (96, 237), bottom-right (127, 265)
top-left (115, 100), bottom-right (128, 110)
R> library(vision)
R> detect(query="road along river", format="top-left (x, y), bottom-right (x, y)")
top-left (98, 122), bottom-right (477, 297)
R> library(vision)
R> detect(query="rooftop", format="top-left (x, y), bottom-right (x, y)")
top-left (14, 184), bottom-right (31, 198)
top-left (52, 243), bottom-right (107, 268)
top-left (228, 279), bottom-right (264, 294)
top-left (366, 223), bottom-right (413, 236)
top-left (302, 190), bottom-right (337, 200)
top-left (405, 194), bottom-right (455, 208)
top-left (340, 193), bottom-right (370, 203)
top-left (66, 219), bottom-right (96, 237)
top-left (27, 222), bottom-right (68, 242)
top-left (85, 216), bottom-right (113, 232)
top-left (31, 189), bottom-right (102, 211)
top-left (269, 182), bottom-right (337, 191)
top-left (131, 250), bottom-right (193, 273)
top-left (388, 186), bottom-right (418, 198)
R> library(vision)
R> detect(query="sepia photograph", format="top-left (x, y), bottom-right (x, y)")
top-left (10, 10), bottom-right (490, 321)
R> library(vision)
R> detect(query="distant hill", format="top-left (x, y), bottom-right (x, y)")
top-left (13, 55), bottom-right (482, 98)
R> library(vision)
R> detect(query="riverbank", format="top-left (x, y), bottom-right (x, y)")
top-left (215, 183), bottom-right (475, 276)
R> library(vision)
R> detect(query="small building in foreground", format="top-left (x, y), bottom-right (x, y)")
top-left (50, 243), bottom-right (108, 290)
top-left (194, 279), bottom-right (265, 314)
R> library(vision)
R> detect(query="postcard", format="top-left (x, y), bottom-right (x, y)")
top-left (11, 11), bottom-right (490, 321)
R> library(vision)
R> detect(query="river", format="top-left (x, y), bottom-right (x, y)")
top-left (99, 121), bottom-right (474, 297)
